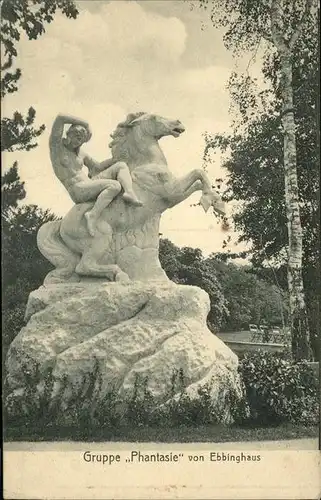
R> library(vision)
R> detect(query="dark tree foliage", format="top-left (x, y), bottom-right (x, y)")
top-left (206, 255), bottom-right (288, 332)
top-left (1, 108), bottom-right (45, 152)
top-left (200, 2), bottom-right (319, 358)
top-left (159, 239), bottom-right (228, 331)
top-left (1, 162), bottom-right (26, 211)
top-left (203, 25), bottom-right (318, 268)
top-left (2, 166), bottom-right (56, 357)
top-left (159, 238), bottom-right (288, 333)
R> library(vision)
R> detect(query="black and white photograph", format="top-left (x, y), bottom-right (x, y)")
top-left (2, 0), bottom-right (320, 498)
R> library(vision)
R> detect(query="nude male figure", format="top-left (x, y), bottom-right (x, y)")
top-left (49, 114), bottom-right (143, 236)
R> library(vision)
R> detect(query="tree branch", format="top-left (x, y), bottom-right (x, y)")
top-left (288, 0), bottom-right (315, 49)
top-left (246, 36), bottom-right (263, 74)
top-left (270, 0), bottom-right (288, 52)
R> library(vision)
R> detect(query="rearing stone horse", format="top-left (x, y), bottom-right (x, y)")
top-left (37, 112), bottom-right (225, 283)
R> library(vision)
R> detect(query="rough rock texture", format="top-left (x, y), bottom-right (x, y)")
top-left (6, 282), bottom-right (242, 422)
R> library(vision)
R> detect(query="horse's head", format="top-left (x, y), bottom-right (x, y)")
top-left (129, 113), bottom-right (185, 140)
top-left (109, 112), bottom-right (185, 163)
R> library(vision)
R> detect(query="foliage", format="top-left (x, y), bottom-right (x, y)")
top-left (125, 374), bottom-right (156, 427)
top-left (1, 108), bottom-right (45, 152)
top-left (208, 256), bottom-right (289, 331)
top-left (1, 0), bottom-right (78, 94)
top-left (203, 26), bottom-right (319, 271)
top-left (2, 165), bottom-right (56, 357)
top-left (162, 369), bottom-right (246, 427)
top-left (1, 0), bottom-right (78, 152)
top-left (237, 351), bottom-right (319, 426)
top-left (4, 354), bottom-right (318, 439)
top-left (159, 238), bottom-right (289, 332)
top-left (3, 359), bottom-right (241, 434)
top-left (198, 1), bottom-right (319, 359)
top-left (1, 162), bottom-right (26, 210)
top-left (197, 2), bottom-right (317, 361)
top-left (197, 0), bottom-right (316, 54)
top-left (159, 238), bottom-right (228, 331)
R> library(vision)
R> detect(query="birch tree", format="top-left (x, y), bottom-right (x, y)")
top-left (197, 0), bottom-right (317, 360)
top-left (270, 0), bottom-right (315, 360)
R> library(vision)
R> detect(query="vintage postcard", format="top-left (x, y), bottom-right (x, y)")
top-left (2, 0), bottom-right (320, 498)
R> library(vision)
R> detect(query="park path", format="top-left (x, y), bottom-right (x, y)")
top-left (3, 438), bottom-right (319, 451)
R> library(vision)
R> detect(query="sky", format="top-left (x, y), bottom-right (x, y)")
top-left (3, 0), bottom-right (262, 256)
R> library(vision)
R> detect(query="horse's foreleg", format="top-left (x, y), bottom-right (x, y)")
top-left (167, 180), bottom-right (202, 207)
top-left (165, 169), bottom-right (212, 207)
top-left (165, 169), bottom-right (225, 215)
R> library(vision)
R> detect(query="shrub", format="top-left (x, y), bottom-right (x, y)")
top-left (125, 374), bottom-right (156, 426)
top-left (237, 351), bottom-right (319, 426)
top-left (162, 382), bottom-right (219, 427)
top-left (2, 304), bottom-right (26, 359)
top-left (4, 352), bottom-right (318, 439)
top-left (4, 363), bottom-right (243, 436)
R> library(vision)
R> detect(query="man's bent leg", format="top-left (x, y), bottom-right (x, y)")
top-left (95, 162), bottom-right (143, 206)
top-left (114, 162), bottom-right (143, 206)
top-left (70, 179), bottom-right (118, 203)
top-left (84, 180), bottom-right (121, 236)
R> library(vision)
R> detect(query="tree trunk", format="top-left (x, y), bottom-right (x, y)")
top-left (313, 3), bottom-right (321, 361)
top-left (279, 52), bottom-right (311, 360)
top-left (270, 0), bottom-right (313, 360)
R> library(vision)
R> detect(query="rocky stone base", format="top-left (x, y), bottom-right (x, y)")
top-left (5, 281), bottom-right (242, 423)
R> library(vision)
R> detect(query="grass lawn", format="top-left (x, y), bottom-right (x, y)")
top-left (4, 423), bottom-right (319, 442)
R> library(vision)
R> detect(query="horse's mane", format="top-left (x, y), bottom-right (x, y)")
top-left (109, 111), bottom-right (146, 161)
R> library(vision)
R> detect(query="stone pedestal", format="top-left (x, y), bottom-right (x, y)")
top-left (5, 281), bottom-right (242, 423)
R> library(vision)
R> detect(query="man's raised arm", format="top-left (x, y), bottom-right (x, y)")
top-left (49, 114), bottom-right (91, 147)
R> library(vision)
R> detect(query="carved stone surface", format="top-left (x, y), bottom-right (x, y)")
top-left (6, 282), bottom-right (242, 422)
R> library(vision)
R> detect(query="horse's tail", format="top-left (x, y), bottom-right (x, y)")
top-left (37, 220), bottom-right (81, 284)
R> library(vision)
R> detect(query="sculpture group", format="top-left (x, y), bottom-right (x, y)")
top-left (5, 111), bottom-right (242, 425)
top-left (38, 112), bottom-right (225, 284)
